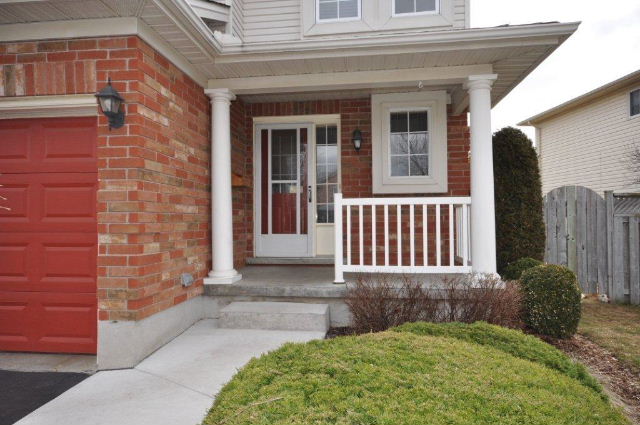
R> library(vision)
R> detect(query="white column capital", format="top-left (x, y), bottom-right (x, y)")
top-left (465, 74), bottom-right (498, 92)
top-left (205, 88), bottom-right (236, 103)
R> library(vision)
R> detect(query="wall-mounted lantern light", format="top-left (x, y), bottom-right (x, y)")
top-left (352, 129), bottom-right (362, 152)
top-left (96, 78), bottom-right (125, 130)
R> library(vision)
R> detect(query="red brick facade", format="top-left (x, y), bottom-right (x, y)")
top-left (230, 98), bottom-right (471, 265)
top-left (0, 36), bottom-right (211, 322)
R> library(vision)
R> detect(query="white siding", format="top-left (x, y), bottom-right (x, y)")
top-left (231, 0), bottom-right (245, 40)
top-left (537, 89), bottom-right (640, 196)
top-left (243, 0), bottom-right (300, 43)
top-left (238, 0), bottom-right (468, 44)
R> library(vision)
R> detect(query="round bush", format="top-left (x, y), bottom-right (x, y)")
top-left (392, 321), bottom-right (602, 395)
top-left (504, 257), bottom-right (544, 280)
top-left (521, 264), bottom-right (582, 338)
top-left (203, 332), bottom-right (626, 425)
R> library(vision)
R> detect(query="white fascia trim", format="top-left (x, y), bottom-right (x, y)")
top-left (208, 64), bottom-right (493, 94)
top-left (0, 94), bottom-right (98, 119)
top-left (0, 17), bottom-right (208, 87)
top-left (216, 21), bottom-right (580, 58)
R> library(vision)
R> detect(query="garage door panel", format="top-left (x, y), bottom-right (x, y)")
top-left (0, 173), bottom-right (97, 232)
top-left (0, 117), bottom-right (97, 173)
top-left (0, 291), bottom-right (96, 354)
top-left (0, 233), bottom-right (96, 293)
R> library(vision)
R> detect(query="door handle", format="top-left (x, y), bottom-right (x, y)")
top-left (308, 186), bottom-right (312, 203)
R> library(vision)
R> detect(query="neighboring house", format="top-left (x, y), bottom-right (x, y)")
top-left (519, 70), bottom-right (640, 196)
top-left (0, 0), bottom-right (577, 369)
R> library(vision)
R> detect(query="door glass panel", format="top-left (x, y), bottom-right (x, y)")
top-left (271, 129), bottom-right (299, 235)
top-left (299, 128), bottom-right (308, 235)
top-left (316, 125), bottom-right (338, 224)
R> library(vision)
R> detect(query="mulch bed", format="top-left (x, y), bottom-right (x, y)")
top-left (543, 334), bottom-right (640, 424)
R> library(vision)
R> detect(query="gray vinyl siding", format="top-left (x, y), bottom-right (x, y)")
top-left (538, 88), bottom-right (640, 196)
top-left (231, 0), bottom-right (246, 40)
top-left (238, 0), bottom-right (468, 44)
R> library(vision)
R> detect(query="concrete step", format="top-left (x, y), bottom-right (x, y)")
top-left (219, 302), bottom-right (330, 332)
top-left (246, 257), bottom-right (333, 265)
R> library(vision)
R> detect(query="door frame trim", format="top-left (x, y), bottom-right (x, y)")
top-left (0, 95), bottom-right (98, 120)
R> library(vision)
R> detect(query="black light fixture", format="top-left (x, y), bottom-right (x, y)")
top-left (96, 78), bottom-right (125, 130)
top-left (352, 129), bottom-right (362, 152)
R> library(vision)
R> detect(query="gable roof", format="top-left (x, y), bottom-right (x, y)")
top-left (519, 69), bottom-right (640, 126)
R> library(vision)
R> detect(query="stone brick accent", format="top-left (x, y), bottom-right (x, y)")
top-left (0, 37), bottom-right (211, 321)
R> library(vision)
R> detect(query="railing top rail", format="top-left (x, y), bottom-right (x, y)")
top-left (338, 196), bottom-right (471, 206)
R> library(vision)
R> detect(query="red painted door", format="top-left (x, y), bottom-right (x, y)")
top-left (0, 117), bottom-right (98, 354)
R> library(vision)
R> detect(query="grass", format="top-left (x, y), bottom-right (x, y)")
top-left (579, 297), bottom-right (640, 373)
top-left (392, 321), bottom-right (603, 395)
top-left (203, 331), bottom-right (628, 425)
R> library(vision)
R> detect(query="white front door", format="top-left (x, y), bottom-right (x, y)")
top-left (255, 124), bottom-right (314, 257)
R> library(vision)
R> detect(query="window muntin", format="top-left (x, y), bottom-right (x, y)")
top-left (393, 0), bottom-right (438, 15)
top-left (316, 125), bottom-right (339, 223)
top-left (317, 0), bottom-right (360, 22)
top-left (631, 89), bottom-right (640, 117)
top-left (389, 110), bottom-right (429, 177)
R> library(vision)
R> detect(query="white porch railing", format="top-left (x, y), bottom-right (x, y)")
top-left (334, 194), bottom-right (472, 283)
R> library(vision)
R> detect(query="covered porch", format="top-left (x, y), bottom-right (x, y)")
top-left (200, 25), bottom-right (576, 286)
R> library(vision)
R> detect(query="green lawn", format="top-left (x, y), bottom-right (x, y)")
top-left (579, 297), bottom-right (640, 373)
top-left (203, 327), bottom-right (628, 425)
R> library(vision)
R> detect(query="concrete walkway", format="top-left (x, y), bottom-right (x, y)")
top-left (15, 320), bottom-right (325, 425)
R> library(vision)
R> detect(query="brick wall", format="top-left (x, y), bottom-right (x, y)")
top-left (234, 98), bottom-right (471, 264)
top-left (0, 36), bottom-right (211, 321)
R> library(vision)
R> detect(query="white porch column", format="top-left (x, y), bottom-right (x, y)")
top-left (204, 88), bottom-right (242, 284)
top-left (466, 74), bottom-right (498, 276)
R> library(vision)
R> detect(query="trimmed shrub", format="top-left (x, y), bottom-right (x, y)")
top-left (521, 264), bottom-right (582, 338)
top-left (203, 332), bottom-right (626, 425)
top-left (493, 127), bottom-right (545, 274)
top-left (392, 321), bottom-right (602, 395)
top-left (504, 257), bottom-right (544, 280)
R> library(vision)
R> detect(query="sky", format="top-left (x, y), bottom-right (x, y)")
top-left (470, 0), bottom-right (640, 139)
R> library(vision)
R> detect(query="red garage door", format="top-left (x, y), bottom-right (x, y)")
top-left (0, 117), bottom-right (98, 354)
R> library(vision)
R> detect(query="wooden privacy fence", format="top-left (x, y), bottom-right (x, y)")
top-left (544, 186), bottom-right (640, 304)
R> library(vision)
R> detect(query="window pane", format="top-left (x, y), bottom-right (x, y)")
top-left (327, 163), bottom-right (338, 183)
top-left (631, 89), bottom-right (640, 116)
top-left (409, 111), bottom-right (428, 132)
top-left (327, 125), bottom-right (338, 145)
top-left (327, 204), bottom-right (335, 223)
top-left (395, 0), bottom-right (414, 14)
top-left (326, 145), bottom-right (337, 166)
top-left (317, 165), bottom-right (327, 184)
top-left (391, 156), bottom-right (409, 176)
top-left (390, 133), bottom-right (408, 154)
top-left (410, 155), bottom-right (428, 176)
top-left (390, 112), bottom-right (408, 133)
top-left (339, 0), bottom-right (358, 18)
top-left (317, 204), bottom-right (328, 224)
top-left (317, 185), bottom-right (328, 203)
top-left (409, 133), bottom-right (428, 155)
top-left (416, 0), bottom-right (436, 12)
top-left (318, 1), bottom-right (338, 20)
top-left (316, 126), bottom-right (326, 145)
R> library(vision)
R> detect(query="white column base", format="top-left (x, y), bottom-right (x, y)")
top-left (204, 270), bottom-right (242, 285)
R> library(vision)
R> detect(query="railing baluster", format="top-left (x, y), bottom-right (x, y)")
top-left (359, 205), bottom-right (364, 266)
top-left (410, 205), bottom-right (415, 267)
top-left (371, 205), bottom-right (376, 267)
top-left (436, 204), bottom-right (441, 267)
top-left (462, 203), bottom-right (469, 267)
top-left (384, 205), bottom-right (389, 266)
top-left (397, 204), bottom-right (402, 266)
top-left (449, 204), bottom-right (454, 266)
top-left (422, 204), bottom-right (428, 266)
top-left (346, 205), bottom-right (351, 266)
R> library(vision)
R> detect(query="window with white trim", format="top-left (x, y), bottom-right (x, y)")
top-left (631, 89), bottom-right (640, 117)
top-left (371, 91), bottom-right (448, 194)
top-left (317, 0), bottom-right (360, 21)
top-left (316, 125), bottom-right (339, 223)
top-left (393, 0), bottom-right (438, 15)
top-left (390, 110), bottom-right (429, 177)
